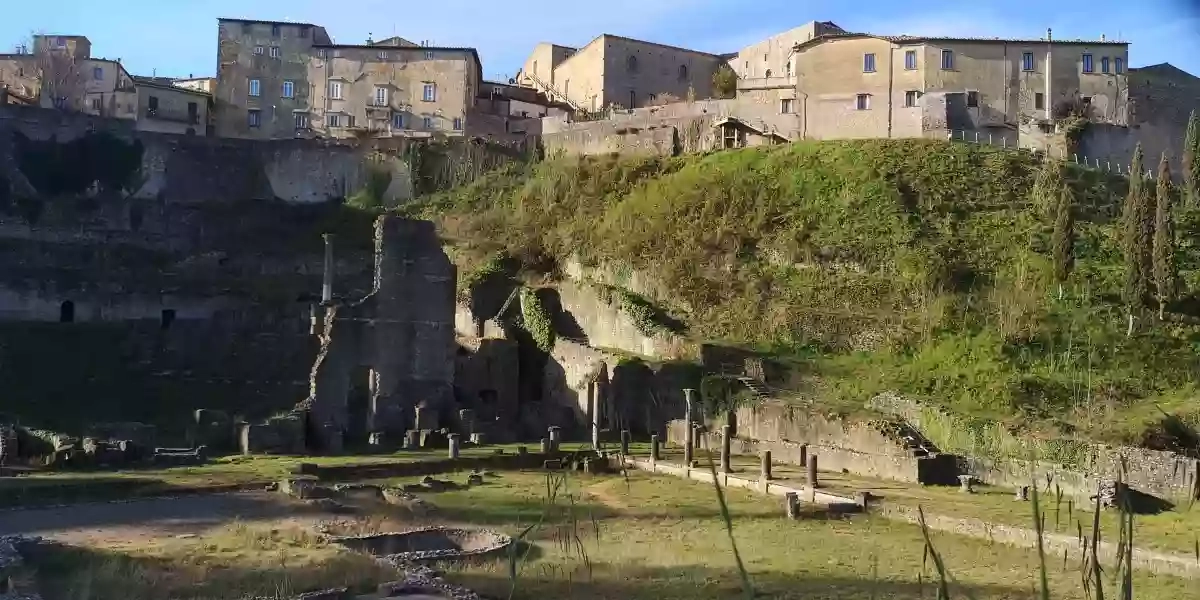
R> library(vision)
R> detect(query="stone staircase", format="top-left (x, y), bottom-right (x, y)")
top-left (872, 418), bottom-right (942, 459)
top-left (733, 376), bottom-right (771, 402)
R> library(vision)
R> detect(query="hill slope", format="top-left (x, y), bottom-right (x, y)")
top-left (407, 139), bottom-right (1200, 451)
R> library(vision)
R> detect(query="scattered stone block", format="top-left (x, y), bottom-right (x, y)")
top-left (543, 459), bottom-right (562, 470)
top-left (280, 477), bottom-right (320, 499)
top-left (469, 432), bottom-right (486, 445)
top-left (958, 475), bottom-right (975, 494)
top-left (467, 474), bottom-right (484, 486)
top-left (1015, 485), bottom-right (1030, 501)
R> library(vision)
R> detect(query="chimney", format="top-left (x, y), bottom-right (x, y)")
top-left (1100, 34), bottom-right (1106, 42)
top-left (321, 233), bottom-right (335, 303)
top-left (1047, 28), bottom-right (1053, 42)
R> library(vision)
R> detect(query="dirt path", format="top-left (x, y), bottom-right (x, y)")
top-left (583, 479), bottom-right (633, 511)
top-left (0, 491), bottom-right (334, 546)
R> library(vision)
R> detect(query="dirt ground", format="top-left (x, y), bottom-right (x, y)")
top-left (0, 491), bottom-right (340, 547)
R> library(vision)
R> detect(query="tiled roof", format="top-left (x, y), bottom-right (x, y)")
top-left (797, 31), bottom-right (1127, 50)
top-left (218, 17), bottom-right (320, 28)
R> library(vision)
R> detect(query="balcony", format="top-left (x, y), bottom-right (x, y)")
top-left (737, 75), bottom-right (795, 91)
top-left (144, 107), bottom-right (200, 125)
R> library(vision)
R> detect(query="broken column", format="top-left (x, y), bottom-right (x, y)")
top-left (785, 491), bottom-right (800, 519)
top-left (321, 233), bottom-right (335, 303)
top-left (806, 454), bottom-right (818, 489)
top-left (548, 426), bottom-right (561, 451)
top-left (447, 434), bottom-right (460, 459)
top-left (650, 434), bottom-right (660, 462)
top-left (590, 382), bottom-right (602, 450)
top-left (620, 430), bottom-right (630, 456)
top-left (760, 450), bottom-right (772, 481)
top-left (683, 388), bottom-right (696, 467)
top-left (1014, 485), bottom-right (1030, 501)
top-left (720, 425), bottom-right (732, 474)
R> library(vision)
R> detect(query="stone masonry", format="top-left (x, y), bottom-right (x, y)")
top-left (301, 216), bottom-right (456, 453)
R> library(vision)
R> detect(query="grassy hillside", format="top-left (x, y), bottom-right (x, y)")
top-left (405, 139), bottom-right (1200, 450)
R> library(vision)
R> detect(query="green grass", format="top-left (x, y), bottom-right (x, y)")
top-left (406, 140), bottom-right (1200, 449)
top-left (31, 470), bottom-right (1197, 599)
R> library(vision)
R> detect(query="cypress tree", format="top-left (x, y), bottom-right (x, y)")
top-left (1121, 144), bottom-right (1150, 333)
top-left (1184, 110), bottom-right (1200, 206)
top-left (1153, 153), bottom-right (1178, 320)
top-left (1051, 166), bottom-right (1075, 298)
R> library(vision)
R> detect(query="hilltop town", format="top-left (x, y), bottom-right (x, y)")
top-left (2, 18), bottom-right (1196, 167)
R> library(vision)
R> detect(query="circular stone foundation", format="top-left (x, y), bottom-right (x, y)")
top-left (331, 526), bottom-right (512, 563)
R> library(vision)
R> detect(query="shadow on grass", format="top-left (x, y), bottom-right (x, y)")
top-left (0, 475), bottom-right (190, 509)
top-left (447, 563), bottom-right (1044, 600)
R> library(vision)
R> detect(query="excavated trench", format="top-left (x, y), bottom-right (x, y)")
top-left (331, 526), bottom-right (512, 564)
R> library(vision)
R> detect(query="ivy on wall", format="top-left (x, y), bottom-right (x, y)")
top-left (520, 287), bottom-right (555, 352)
top-left (14, 130), bottom-right (144, 197)
top-left (589, 279), bottom-right (685, 337)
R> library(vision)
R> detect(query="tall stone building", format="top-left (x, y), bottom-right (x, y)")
top-left (518, 35), bottom-right (724, 111)
top-left (214, 18), bottom-right (481, 140)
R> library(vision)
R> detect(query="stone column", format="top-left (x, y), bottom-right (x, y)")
top-left (458, 409), bottom-right (476, 436)
top-left (650, 434), bottom-right (660, 462)
top-left (785, 491), bottom-right (799, 519)
top-left (806, 454), bottom-right (818, 489)
top-left (321, 233), bottom-right (335, 303)
top-left (540, 438), bottom-right (550, 454)
top-left (720, 425), bottom-right (732, 474)
top-left (682, 388), bottom-right (695, 467)
top-left (620, 430), bottom-right (630, 456)
top-left (548, 426), bottom-right (561, 451)
top-left (447, 434), bottom-right (460, 459)
top-left (760, 450), bottom-right (772, 481)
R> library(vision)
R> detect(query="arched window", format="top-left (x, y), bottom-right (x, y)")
top-left (785, 61), bottom-right (792, 76)
top-left (627, 55), bottom-right (638, 73)
top-left (59, 300), bottom-right (75, 323)
top-left (766, 69), bottom-right (773, 78)
top-left (678, 64), bottom-right (689, 81)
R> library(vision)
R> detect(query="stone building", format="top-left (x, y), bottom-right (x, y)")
top-left (173, 76), bottom-right (217, 94)
top-left (213, 18), bottom-right (333, 139)
top-left (304, 39), bottom-right (481, 139)
top-left (782, 29), bottom-right (1129, 142)
top-left (517, 35), bottom-right (724, 112)
top-left (133, 77), bottom-right (211, 136)
top-left (0, 35), bottom-right (139, 121)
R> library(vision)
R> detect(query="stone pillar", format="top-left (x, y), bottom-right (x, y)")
top-left (682, 388), bottom-right (695, 467)
top-left (620, 430), bottom-right (630, 456)
top-left (760, 450), bottom-right (772, 481)
top-left (458, 409), bottom-right (476, 435)
top-left (806, 454), bottom-right (818, 489)
top-left (720, 425), bottom-right (732, 474)
top-left (404, 430), bottom-right (420, 450)
top-left (321, 233), bottom-right (335, 303)
top-left (650, 434), bottom-right (660, 462)
top-left (589, 381), bottom-right (602, 450)
top-left (1015, 485), bottom-right (1030, 501)
top-left (548, 426), bottom-right (561, 451)
top-left (447, 434), bottom-right (460, 459)
top-left (540, 438), bottom-right (550, 454)
top-left (785, 491), bottom-right (799, 519)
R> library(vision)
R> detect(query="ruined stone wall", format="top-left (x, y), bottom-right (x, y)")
top-left (553, 278), bottom-right (690, 360)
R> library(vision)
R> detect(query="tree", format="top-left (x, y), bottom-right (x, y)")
top-left (1184, 110), bottom-right (1200, 207)
top-left (1050, 164), bottom-right (1075, 299)
top-left (713, 65), bottom-right (737, 99)
top-left (1120, 144), bottom-right (1151, 334)
top-left (1153, 153), bottom-right (1178, 320)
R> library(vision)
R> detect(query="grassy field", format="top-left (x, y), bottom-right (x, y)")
top-left (405, 140), bottom-right (1200, 452)
top-left (31, 470), bottom-right (1198, 600)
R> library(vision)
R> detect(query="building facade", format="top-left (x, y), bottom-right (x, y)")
top-left (0, 35), bottom-right (139, 121)
top-left (518, 35), bottom-right (724, 111)
top-left (134, 77), bottom-right (212, 136)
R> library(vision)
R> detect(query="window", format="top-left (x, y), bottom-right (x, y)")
top-left (453, 117), bottom-right (463, 130)
top-left (269, 46), bottom-right (281, 58)
top-left (904, 90), bottom-right (921, 107)
top-left (1082, 54), bottom-right (1093, 73)
top-left (863, 53), bottom-right (876, 73)
top-left (59, 300), bottom-right (74, 323)
top-left (248, 78), bottom-right (261, 97)
top-left (966, 91), bottom-right (979, 107)
top-left (91, 97), bottom-right (101, 111)
top-left (327, 113), bottom-right (341, 127)
top-left (627, 55), bottom-right (638, 73)
top-left (424, 50), bottom-right (434, 59)
top-left (855, 94), bottom-right (870, 110)
top-left (422, 82), bottom-right (436, 102)
top-left (294, 112), bottom-right (309, 128)
top-left (301, 26), bottom-right (310, 38)
top-left (329, 81), bottom-right (343, 99)
top-left (374, 86), bottom-right (388, 106)
top-left (148, 96), bottom-right (159, 112)
top-left (422, 116), bottom-right (433, 128)
top-left (678, 64), bottom-right (689, 81)
top-left (282, 80), bottom-right (294, 98)
top-left (248, 109), bottom-right (261, 128)
top-left (378, 51), bottom-right (389, 60)
top-left (1022, 52), bottom-right (1035, 71)
top-left (392, 113), bottom-right (405, 129)
top-left (905, 50), bottom-right (917, 70)
top-left (780, 98), bottom-right (793, 114)
top-left (1115, 57), bottom-right (1124, 73)
top-left (765, 69), bottom-right (772, 78)
top-left (316, 49), bottom-right (326, 58)
top-left (1035, 92), bottom-right (1045, 110)
top-left (253, 45), bottom-right (264, 55)
top-left (1101, 57), bottom-right (1110, 73)
top-left (92, 66), bottom-right (103, 80)
top-left (941, 49), bottom-right (954, 70)
top-left (1081, 96), bottom-right (1092, 105)
top-left (271, 24), bottom-right (281, 37)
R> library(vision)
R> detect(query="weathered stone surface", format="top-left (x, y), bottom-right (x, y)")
top-left (332, 527), bottom-right (512, 565)
top-left (240, 415), bottom-right (305, 455)
top-left (376, 565), bottom-right (488, 599)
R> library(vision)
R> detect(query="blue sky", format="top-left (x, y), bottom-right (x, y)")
top-left (4, 0), bottom-right (1200, 80)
